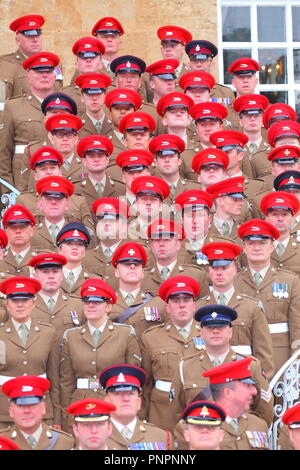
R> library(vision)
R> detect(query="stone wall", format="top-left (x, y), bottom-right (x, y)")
top-left (0, 0), bottom-right (218, 84)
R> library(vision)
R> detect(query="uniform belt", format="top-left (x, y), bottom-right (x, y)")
top-left (77, 377), bottom-right (99, 390)
top-left (0, 102), bottom-right (4, 111)
top-left (155, 380), bottom-right (172, 392)
top-left (15, 145), bottom-right (27, 154)
top-left (231, 345), bottom-right (253, 355)
top-left (268, 322), bottom-right (289, 334)
top-left (0, 373), bottom-right (47, 386)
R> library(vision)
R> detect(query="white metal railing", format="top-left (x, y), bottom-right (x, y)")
top-left (0, 178), bottom-right (20, 226)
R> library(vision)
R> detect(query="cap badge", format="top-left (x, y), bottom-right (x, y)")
top-left (106, 22), bottom-right (113, 26)
top-left (117, 373), bottom-right (126, 383)
top-left (126, 61), bottom-right (131, 67)
top-left (21, 385), bottom-right (33, 392)
top-left (166, 65), bottom-right (172, 70)
top-left (157, 225), bottom-right (165, 230)
top-left (211, 312), bottom-right (218, 318)
top-left (166, 31), bottom-right (173, 36)
top-left (251, 226), bottom-right (260, 231)
top-left (145, 182), bottom-right (154, 187)
top-left (194, 77), bottom-right (201, 81)
top-left (29, 22), bottom-right (37, 26)
top-left (90, 80), bottom-right (98, 85)
top-left (50, 182), bottom-right (59, 187)
top-left (119, 94), bottom-right (127, 98)
top-left (274, 109), bottom-right (282, 114)
top-left (16, 283), bottom-right (25, 288)
top-left (13, 211), bottom-right (23, 216)
top-left (173, 97), bottom-right (182, 102)
top-left (200, 406), bottom-right (210, 417)
top-left (214, 249), bottom-right (223, 254)
top-left (72, 230), bottom-right (80, 236)
top-left (84, 44), bottom-right (92, 48)
top-left (248, 100), bottom-right (257, 105)
top-left (85, 403), bottom-right (97, 410)
top-left (176, 282), bottom-right (186, 287)
top-left (289, 176), bottom-right (295, 183)
top-left (87, 286), bottom-right (96, 291)
top-left (208, 154), bottom-right (216, 159)
top-left (133, 118), bottom-right (141, 122)
top-left (162, 141), bottom-right (170, 146)
top-left (128, 249), bottom-right (135, 256)
top-left (103, 204), bottom-right (113, 210)
top-left (283, 149), bottom-right (291, 156)
top-left (240, 63), bottom-right (248, 68)
top-left (203, 109), bottom-right (211, 114)
top-left (42, 152), bottom-right (50, 156)
top-left (40, 58), bottom-right (48, 63)
top-left (217, 138), bottom-right (225, 142)
top-left (93, 140), bottom-right (101, 145)
top-left (59, 120), bottom-right (68, 124)
top-left (196, 45), bottom-right (200, 51)
top-left (189, 197), bottom-right (197, 202)
top-left (275, 198), bottom-right (285, 203)
top-left (282, 126), bottom-right (291, 131)
top-left (129, 156), bottom-right (138, 161)
top-left (55, 98), bottom-right (61, 104)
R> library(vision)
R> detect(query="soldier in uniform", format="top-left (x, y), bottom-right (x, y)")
top-left (259, 191), bottom-right (300, 276)
top-left (181, 401), bottom-right (226, 450)
top-left (74, 134), bottom-right (125, 225)
top-left (145, 59), bottom-right (179, 106)
top-left (279, 403), bottom-right (300, 450)
top-left (233, 94), bottom-right (271, 180)
top-left (263, 102), bottom-right (297, 132)
top-left (99, 364), bottom-right (174, 450)
top-left (75, 72), bottom-right (113, 138)
top-left (273, 170), bottom-right (300, 234)
top-left (203, 358), bottom-right (270, 450)
top-left (143, 218), bottom-right (210, 296)
top-left (0, 51), bottom-right (60, 187)
top-left (62, 37), bottom-right (106, 114)
top-left (235, 218), bottom-right (300, 371)
top-left (170, 305), bottom-right (274, 442)
top-left (110, 54), bottom-right (149, 103)
top-left (29, 252), bottom-right (85, 344)
top-left (66, 398), bottom-right (116, 450)
top-left (56, 222), bottom-right (97, 297)
top-left (0, 15), bottom-right (63, 102)
top-left (268, 119), bottom-right (300, 148)
top-left (0, 205), bottom-right (37, 279)
top-left (59, 278), bottom-right (141, 432)
top-left (0, 277), bottom-right (60, 427)
top-left (140, 275), bottom-right (204, 431)
top-left (91, 17), bottom-right (124, 76)
top-left (198, 241), bottom-right (275, 377)
top-left (190, 147), bottom-right (229, 191)
top-left (0, 376), bottom-right (74, 450)
top-left (110, 241), bottom-right (166, 339)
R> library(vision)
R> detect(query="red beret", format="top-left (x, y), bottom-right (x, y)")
top-left (157, 25), bottom-right (192, 45)
top-left (182, 401), bottom-right (226, 425)
top-left (67, 398), bottom-right (116, 421)
top-left (238, 218), bottom-right (280, 241)
top-left (267, 145), bottom-right (300, 163)
top-left (175, 189), bottom-right (213, 211)
top-left (147, 218), bottom-right (185, 240)
top-left (190, 102), bottom-right (228, 122)
top-left (131, 175), bottom-right (170, 200)
top-left (75, 73), bottom-right (111, 91)
top-left (92, 197), bottom-right (129, 218)
top-left (77, 135), bottom-right (114, 158)
top-left (23, 52), bottom-right (60, 71)
top-left (0, 276), bottom-right (41, 297)
top-left (228, 57), bottom-right (260, 75)
top-left (149, 134), bottom-right (185, 155)
top-left (209, 130), bottom-right (249, 149)
top-left (45, 113), bottom-right (83, 133)
top-left (202, 241), bottom-right (242, 262)
top-left (119, 111), bottom-right (156, 134)
top-left (203, 357), bottom-right (255, 384)
top-left (28, 253), bottom-right (67, 269)
top-left (116, 149), bottom-right (154, 169)
top-left (0, 436), bottom-right (20, 450)
top-left (72, 37), bottom-right (105, 56)
top-left (267, 120), bottom-right (300, 147)
top-left (81, 278), bottom-right (117, 303)
top-left (92, 17), bottom-right (124, 36)
top-left (0, 229), bottom-right (8, 249)
top-left (2, 205), bottom-right (36, 228)
top-left (233, 93), bottom-right (269, 114)
top-left (30, 146), bottom-right (64, 169)
top-left (179, 71), bottom-right (216, 91)
top-left (10, 15), bottom-right (45, 33)
top-left (36, 175), bottom-right (74, 198)
top-left (156, 91), bottom-right (194, 116)
top-left (2, 375), bottom-right (50, 402)
top-left (192, 148), bottom-right (229, 173)
top-left (282, 404), bottom-right (300, 429)
top-left (146, 59), bottom-right (179, 78)
top-left (263, 103), bottom-right (297, 129)
top-left (206, 176), bottom-right (245, 199)
top-left (105, 88), bottom-right (142, 110)
top-left (158, 275), bottom-right (200, 301)
top-left (112, 242), bottom-right (147, 267)
top-left (260, 191), bottom-right (300, 215)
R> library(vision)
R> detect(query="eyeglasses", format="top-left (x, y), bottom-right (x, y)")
top-left (51, 131), bottom-right (77, 139)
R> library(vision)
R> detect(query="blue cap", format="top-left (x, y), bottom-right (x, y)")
top-left (195, 304), bottom-right (237, 327)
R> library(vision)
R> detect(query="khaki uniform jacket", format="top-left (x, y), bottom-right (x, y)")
top-left (234, 265), bottom-right (300, 371)
top-left (170, 348), bottom-right (273, 448)
top-left (0, 247), bottom-right (38, 278)
top-left (140, 320), bottom-right (203, 431)
top-left (270, 234), bottom-right (300, 277)
top-left (59, 319), bottom-right (141, 430)
top-left (109, 289), bottom-right (167, 340)
top-left (208, 218), bottom-right (243, 246)
top-left (220, 413), bottom-right (270, 450)
top-left (0, 318), bottom-right (60, 424)
top-left (108, 418), bottom-right (174, 450)
top-left (60, 267), bottom-right (100, 298)
top-left (30, 221), bottom-right (64, 253)
top-left (0, 424), bottom-right (74, 450)
top-left (248, 140), bottom-right (272, 179)
top-left (142, 260), bottom-right (210, 297)
top-left (0, 93), bottom-right (48, 186)
top-left (196, 290), bottom-right (275, 379)
top-left (78, 111), bottom-right (113, 139)
top-left (31, 291), bottom-right (85, 344)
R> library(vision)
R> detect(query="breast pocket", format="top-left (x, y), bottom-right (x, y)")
top-left (264, 291), bottom-right (289, 323)
top-left (232, 319), bottom-right (252, 346)
top-left (150, 347), bottom-right (179, 377)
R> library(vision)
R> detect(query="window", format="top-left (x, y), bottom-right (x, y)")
top-left (218, 0), bottom-right (300, 119)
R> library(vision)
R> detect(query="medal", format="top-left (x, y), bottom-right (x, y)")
top-left (193, 337), bottom-right (205, 350)
top-left (70, 311), bottom-right (80, 325)
top-left (195, 251), bottom-right (209, 266)
top-left (272, 283), bottom-right (279, 298)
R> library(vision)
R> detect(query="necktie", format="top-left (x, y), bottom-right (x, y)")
top-left (160, 267), bottom-right (170, 281)
top-left (49, 224), bottom-right (59, 242)
top-left (27, 435), bottom-right (37, 450)
top-left (276, 242), bottom-right (285, 257)
top-left (47, 297), bottom-right (56, 312)
top-left (63, 159), bottom-right (71, 171)
top-left (230, 418), bottom-right (239, 433)
top-left (19, 323), bottom-right (29, 345)
top-left (121, 425), bottom-right (132, 441)
top-left (212, 357), bottom-right (222, 367)
top-left (95, 182), bottom-right (104, 196)
top-left (249, 142), bottom-right (257, 154)
top-left (253, 272), bottom-right (263, 287)
top-left (92, 329), bottom-right (101, 347)
top-left (217, 294), bottom-right (227, 306)
top-left (95, 120), bottom-right (102, 133)
top-left (103, 247), bottom-right (112, 258)
top-left (221, 221), bottom-right (231, 237)
top-left (66, 271), bottom-right (75, 289)
top-left (178, 327), bottom-right (189, 340)
top-left (15, 253), bottom-right (23, 264)
top-left (169, 184), bottom-right (176, 196)
top-left (125, 293), bottom-right (135, 306)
